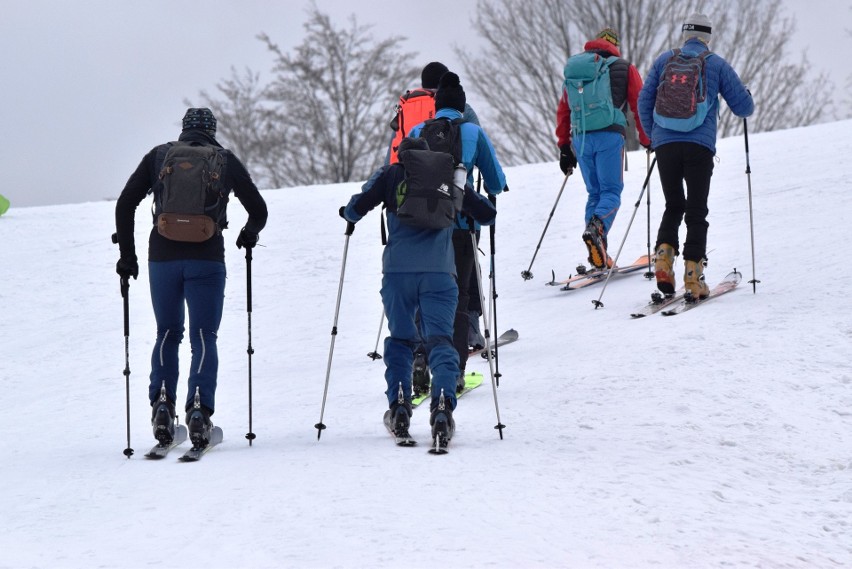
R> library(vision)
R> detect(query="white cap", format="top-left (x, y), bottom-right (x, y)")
top-left (683, 13), bottom-right (712, 44)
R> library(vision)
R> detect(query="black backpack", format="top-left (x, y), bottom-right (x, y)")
top-left (154, 142), bottom-right (228, 242)
top-left (395, 148), bottom-right (462, 230)
top-left (418, 117), bottom-right (464, 165)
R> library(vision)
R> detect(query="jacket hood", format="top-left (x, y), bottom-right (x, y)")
top-left (434, 108), bottom-right (463, 121)
top-left (178, 129), bottom-right (222, 148)
top-left (583, 38), bottom-right (621, 57)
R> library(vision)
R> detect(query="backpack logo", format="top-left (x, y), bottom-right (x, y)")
top-left (155, 142), bottom-right (228, 243)
top-left (653, 49), bottom-right (714, 132)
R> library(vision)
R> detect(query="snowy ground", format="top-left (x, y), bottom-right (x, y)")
top-left (0, 120), bottom-right (850, 568)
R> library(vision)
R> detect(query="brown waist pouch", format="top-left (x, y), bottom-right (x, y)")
top-left (157, 213), bottom-right (217, 242)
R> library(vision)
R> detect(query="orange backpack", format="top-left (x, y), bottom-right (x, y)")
top-left (388, 88), bottom-right (436, 164)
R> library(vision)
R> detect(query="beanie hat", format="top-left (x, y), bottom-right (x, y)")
top-left (682, 13), bottom-right (712, 44)
top-left (596, 27), bottom-right (619, 47)
top-left (421, 62), bottom-right (449, 89)
top-left (397, 136), bottom-right (429, 159)
top-left (182, 107), bottom-right (217, 134)
top-left (434, 72), bottom-right (466, 113)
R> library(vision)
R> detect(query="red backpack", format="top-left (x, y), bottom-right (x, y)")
top-left (388, 88), bottom-right (436, 164)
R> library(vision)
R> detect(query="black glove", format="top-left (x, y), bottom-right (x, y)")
top-left (116, 255), bottom-right (138, 280)
top-left (236, 227), bottom-right (259, 249)
top-left (559, 144), bottom-right (577, 174)
top-left (339, 206), bottom-right (347, 220)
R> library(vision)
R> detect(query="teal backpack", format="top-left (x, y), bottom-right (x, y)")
top-left (563, 51), bottom-right (626, 149)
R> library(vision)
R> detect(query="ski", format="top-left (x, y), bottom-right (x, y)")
top-left (383, 410), bottom-right (417, 446)
top-left (630, 288), bottom-right (686, 318)
top-left (412, 371), bottom-right (485, 408)
top-left (661, 270), bottom-right (742, 316)
top-left (177, 426), bottom-right (224, 462)
top-left (144, 425), bottom-right (188, 459)
top-left (548, 254), bottom-right (651, 288)
top-left (470, 328), bottom-right (519, 359)
top-left (560, 255), bottom-right (652, 291)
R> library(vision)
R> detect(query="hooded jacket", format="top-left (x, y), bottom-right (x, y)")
top-left (638, 38), bottom-right (754, 153)
top-left (555, 38), bottom-right (650, 148)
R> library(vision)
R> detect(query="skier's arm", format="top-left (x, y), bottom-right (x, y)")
top-left (472, 128), bottom-right (507, 196)
top-left (227, 153), bottom-right (268, 235)
top-left (555, 90), bottom-right (572, 148)
top-left (627, 64), bottom-right (651, 147)
top-left (342, 165), bottom-right (393, 223)
top-left (461, 186), bottom-right (496, 226)
top-left (115, 146), bottom-right (158, 260)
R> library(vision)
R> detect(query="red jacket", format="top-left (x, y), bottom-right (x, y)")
top-left (555, 39), bottom-right (650, 148)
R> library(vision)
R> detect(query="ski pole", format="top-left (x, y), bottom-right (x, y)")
top-left (470, 226), bottom-right (505, 439)
top-left (244, 246), bottom-right (256, 445)
top-left (592, 157), bottom-right (657, 309)
top-left (521, 171), bottom-right (571, 280)
top-left (315, 220), bottom-right (355, 439)
top-left (367, 310), bottom-right (384, 360)
top-left (743, 118), bottom-right (759, 293)
top-left (644, 150), bottom-right (654, 279)
top-left (112, 232), bottom-right (134, 459)
top-left (486, 196), bottom-right (502, 387)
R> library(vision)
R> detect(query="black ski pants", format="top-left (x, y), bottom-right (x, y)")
top-left (452, 229), bottom-right (477, 374)
top-left (654, 142), bottom-right (715, 262)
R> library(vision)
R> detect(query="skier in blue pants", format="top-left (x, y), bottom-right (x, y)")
top-left (341, 136), bottom-right (495, 448)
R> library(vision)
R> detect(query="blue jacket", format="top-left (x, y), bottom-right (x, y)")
top-left (638, 39), bottom-right (754, 153)
top-left (408, 108), bottom-right (507, 230)
top-left (343, 162), bottom-right (496, 275)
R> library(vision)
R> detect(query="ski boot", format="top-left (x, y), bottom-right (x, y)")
top-left (582, 216), bottom-right (612, 269)
top-left (655, 243), bottom-right (677, 295)
top-left (455, 372), bottom-right (466, 395)
top-left (412, 351), bottom-right (430, 397)
top-left (383, 383), bottom-right (414, 445)
top-left (151, 381), bottom-right (176, 445)
top-left (386, 384), bottom-right (413, 438)
top-left (468, 310), bottom-right (485, 352)
top-left (430, 389), bottom-right (455, 452)
top-left (683, 258), bottom-right (710, 301)
top-left (186, 387), bottom-right (213, 449)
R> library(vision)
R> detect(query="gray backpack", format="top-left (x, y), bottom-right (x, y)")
top-left (155, 142), bottom-right (227, 242)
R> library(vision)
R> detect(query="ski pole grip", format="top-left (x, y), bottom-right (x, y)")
top-left (345, 221), bottom-right (355, 236)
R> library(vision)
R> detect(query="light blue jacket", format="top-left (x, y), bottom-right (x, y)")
top-left (408, 108), bottom-right (507, 230)
top-left (638, 39), bottom-right (754, 153)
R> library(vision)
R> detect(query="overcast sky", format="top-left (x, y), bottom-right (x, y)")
top-left (1, 0), bottom-right (848, 208)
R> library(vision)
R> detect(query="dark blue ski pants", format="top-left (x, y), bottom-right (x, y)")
top-left (147, 259), bottom-right (226, 414)
top-left (381, 272), bottom-right (459, 410)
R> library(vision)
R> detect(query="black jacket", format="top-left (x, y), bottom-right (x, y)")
top-left (115, 130), bottom-right (267, 262)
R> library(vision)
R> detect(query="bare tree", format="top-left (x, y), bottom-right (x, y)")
top-left (258, 7), bottom-right (418, 186)
top-left (193, 6), bottom-right (418, 188)
top-left (460, 0), bottom-right (831, 165)
top-left (191, 67), bottom-right (271, 179)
